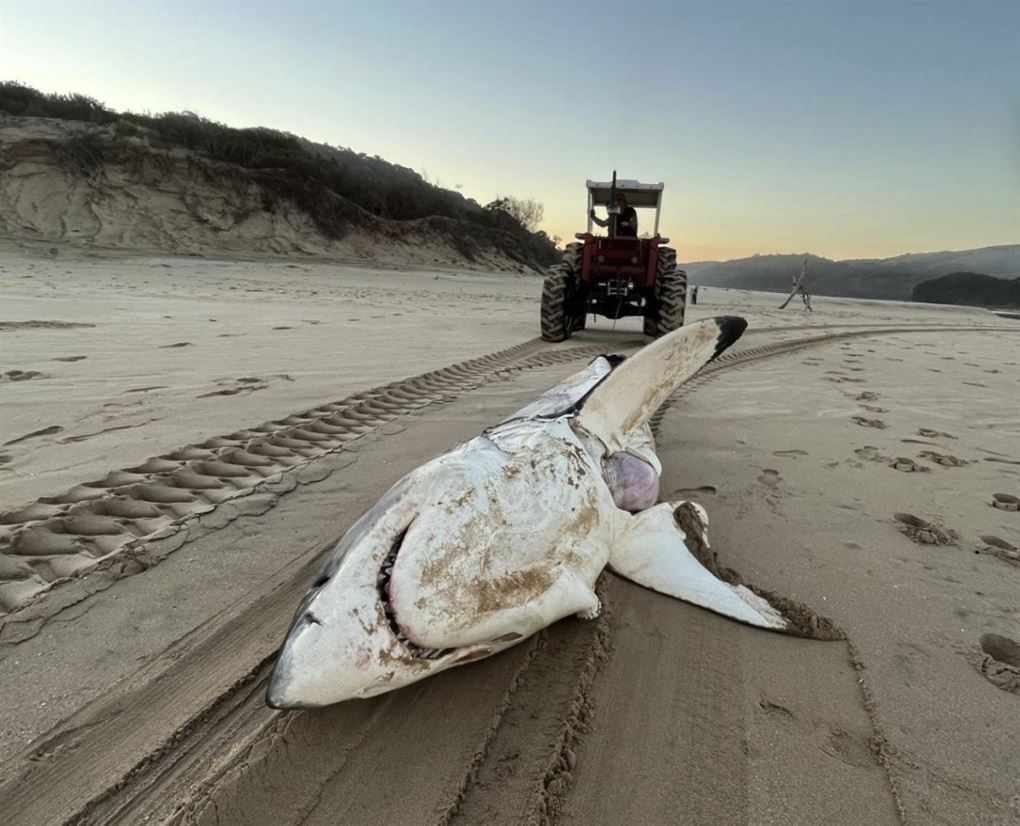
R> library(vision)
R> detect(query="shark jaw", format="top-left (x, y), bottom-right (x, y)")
top-left (265, 455), bottom-right (544, 710)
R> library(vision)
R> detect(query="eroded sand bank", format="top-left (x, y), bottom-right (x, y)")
top-left (0, 248), bottom-right (1017, 825)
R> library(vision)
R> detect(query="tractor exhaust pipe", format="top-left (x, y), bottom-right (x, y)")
top-left (607, 170), bottom-right (619, 239)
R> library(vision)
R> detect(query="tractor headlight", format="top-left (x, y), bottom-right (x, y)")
top-left (630, 256), bottom-right (638, 265)
top-left (597, 255), bottom-right (605, 263)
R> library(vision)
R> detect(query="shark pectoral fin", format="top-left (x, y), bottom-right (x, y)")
top-left (608, 503), bottom-right (789, 632)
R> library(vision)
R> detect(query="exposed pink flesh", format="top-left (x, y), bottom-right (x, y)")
top-left (606, 451), bottom-right (659, 512)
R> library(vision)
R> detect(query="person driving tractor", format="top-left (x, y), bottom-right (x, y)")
top-left (590, 194), bottom-right (638, 238)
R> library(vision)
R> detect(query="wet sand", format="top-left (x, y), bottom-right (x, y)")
top-left (0, 247), bottom-right (1017, 825)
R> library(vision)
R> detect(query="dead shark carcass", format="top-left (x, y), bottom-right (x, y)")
top-left (267, 317), bottom-right (788, 708)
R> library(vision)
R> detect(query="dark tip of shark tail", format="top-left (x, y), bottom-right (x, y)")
top-left (711, 316), bottom-right (748, 361)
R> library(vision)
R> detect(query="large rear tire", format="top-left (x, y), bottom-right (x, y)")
top-left (540, 268), bottom-right (571, 342)
top-left (645, 247), bottom-right (687, 338)
top-left (540, 243), bottom-right (584, 342)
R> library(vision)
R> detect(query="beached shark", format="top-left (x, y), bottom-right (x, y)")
top-left (267, 316), bottom-right (788, 708)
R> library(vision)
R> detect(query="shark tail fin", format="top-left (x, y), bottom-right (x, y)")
top-left (575, 317), bottom-right (746, 451)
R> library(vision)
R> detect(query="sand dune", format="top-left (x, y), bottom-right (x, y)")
top-left (0, 247), bottom-right (1017, 825)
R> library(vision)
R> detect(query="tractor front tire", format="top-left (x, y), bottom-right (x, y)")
top-left (541, 243), bottom-right (583, 342)
top-left (541, 268), bottom-right (572, 342)
top-left (646, 247), bottom-right (687, 338)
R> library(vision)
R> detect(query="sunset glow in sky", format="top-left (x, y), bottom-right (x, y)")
top-left (2, 0), bottom-right (1017, 260)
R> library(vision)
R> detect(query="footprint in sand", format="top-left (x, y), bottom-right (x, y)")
top-left (4, 425), bottom-right (64, 445)
top-left (670, 485), bottom-right (717, 497)
top-left (991, 493), bottom-right (1019, 512)
top-left (919, 451), bottom-right (968, 467)
top-left (758, 469), bottom-right (781, 487)
top-left (0, 320), bottom-right (94, 331)
top-left (962, 381), bottom-right (987, 388)
top-left (272, 326), bottom-right (293, 331)
top-left (860, 404), bottom-right (888, 413)
top-left (976, 634), bottom-right (1020, 695)
top-left (855, 446), bottom-right (892, 465)
top-left (159, 342), bottom-right (192, 349)
top-left (975, 535), bottom-right (1019, 567)
top-left (852, 416), bottom-right (887, 429)
top-left (855, 391), bottom-right (880, 402)
top-left (892, 512), bottom-right (959, 545)
top-left (917, 428), bottom-right (955, 439)
top-left (892, 457), bottom-right (930, 473)
top-left (772, 449), bottom-right (808, 458)
top-left (2, 369), bottom-right (44, 382)
top-left (758, 697), bottom-right (794, 720)
top-left (198, 377), bottom-right (269, 398)
top-left (54, 355), bottom-right (87, 362)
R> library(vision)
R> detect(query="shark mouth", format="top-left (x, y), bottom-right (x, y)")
top-left (376, 526), bottom-right (451, 661)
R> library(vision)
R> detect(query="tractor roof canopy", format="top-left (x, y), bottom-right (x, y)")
top-left (586, 179), bottom-right (663, 209)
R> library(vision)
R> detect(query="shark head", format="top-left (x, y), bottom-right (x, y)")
top-left (265, 443), bottom-right (545, 709)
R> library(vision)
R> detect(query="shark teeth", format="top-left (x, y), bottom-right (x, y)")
top-left (376, 529), bottom-right (452, 661)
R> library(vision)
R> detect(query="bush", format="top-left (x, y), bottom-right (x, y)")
top-left (0, 81), bottom-right (558, 264)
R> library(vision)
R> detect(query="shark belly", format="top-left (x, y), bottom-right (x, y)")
top-left (388, 420), bottom-right (613, 650)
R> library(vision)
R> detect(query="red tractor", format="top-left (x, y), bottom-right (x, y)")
top-left (540, 173), bottom-right (687, 341)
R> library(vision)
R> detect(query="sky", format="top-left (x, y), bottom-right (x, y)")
top-left (1, 0), bottom-right (1018, 260)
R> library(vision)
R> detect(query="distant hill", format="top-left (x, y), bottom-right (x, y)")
top-left (912, 272), bottom-right (1020, 309)
top-left (683, 246), bottom-right (1020, 301)
top-left (0, 82), bottom-right (557, 270)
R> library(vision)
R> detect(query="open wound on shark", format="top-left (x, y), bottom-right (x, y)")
top-left (267, 317), bottom-right (790, 709)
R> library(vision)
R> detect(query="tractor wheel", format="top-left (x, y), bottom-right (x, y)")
top-left (541, 267), bottom-right (571, 341)
top-left (647, 247), bottom-right (687, 338)
top-left (541, 243), bottom-right (583, 342)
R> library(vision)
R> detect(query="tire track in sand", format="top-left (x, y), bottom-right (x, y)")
top-left (0, 338), bottom-right (618, 617)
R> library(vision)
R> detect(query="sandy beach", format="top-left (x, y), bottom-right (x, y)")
top-left (1, 246), bottom-right (1017, 826)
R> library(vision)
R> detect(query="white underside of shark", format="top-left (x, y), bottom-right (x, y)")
top-left (267, 317), bottom-right (788, 709)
